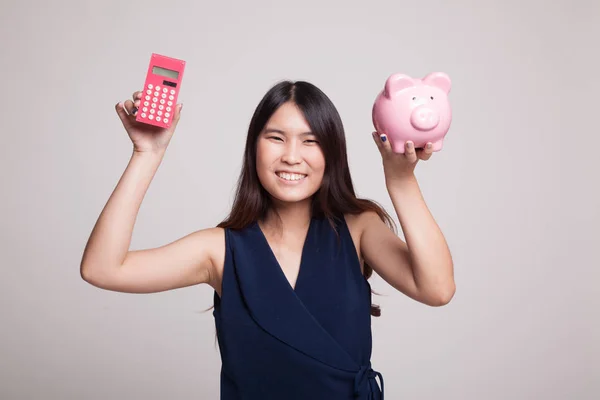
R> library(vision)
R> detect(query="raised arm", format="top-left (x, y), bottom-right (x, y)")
top-left (360, 132), bottom-right (455, 306)
top-left (80, 93), bottom-right (224, 294)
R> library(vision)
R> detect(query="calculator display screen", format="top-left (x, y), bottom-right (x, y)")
top-left (152, 66), bottom-right (179, 79)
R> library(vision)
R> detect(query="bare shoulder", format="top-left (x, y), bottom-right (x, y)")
top-left (204, 227), bottom-right (226, 294)
top-left (195, 226), bottom-right (226, 292)
top-left (343, 211), bottom-right (381, 265)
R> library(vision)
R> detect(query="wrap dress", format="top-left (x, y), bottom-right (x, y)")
top-left (213, 214), bottom-right (384, 399)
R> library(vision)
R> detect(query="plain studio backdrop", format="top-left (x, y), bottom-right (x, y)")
top-left (1, 0), bottom-right (598, 399)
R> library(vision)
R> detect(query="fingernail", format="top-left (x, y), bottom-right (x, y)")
top-left (426, 143), bottom-right (432, 149)
top-left (380, 135), bottom-right (387, 142)
top-left (407, 141), bottom-right (413, 148)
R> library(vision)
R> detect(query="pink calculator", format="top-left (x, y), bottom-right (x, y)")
top-left (136, 53), bottom-right (186, 128)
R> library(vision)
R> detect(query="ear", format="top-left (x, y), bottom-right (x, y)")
top-left (422, 72), bottom-right (451, 94)
top-left (384, 73), bottom-right (414, 98)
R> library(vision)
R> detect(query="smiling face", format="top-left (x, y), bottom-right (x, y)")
top-left (256, 101), bottom-right (325, 205)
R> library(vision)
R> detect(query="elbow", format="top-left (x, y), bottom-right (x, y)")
top-left (417, 277), bottom-right (455, 307)
top-left (429, 281), bottom-right (456, 307)
top-left (80, 262), bottom-right (108, 288)
top-left (80, 262), bottom-right (96, 285)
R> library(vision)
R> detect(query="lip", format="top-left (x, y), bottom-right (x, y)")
top-left (275, 171), bottom-right (307, 185)
top-left (275, 170), bottom-right (307, 175)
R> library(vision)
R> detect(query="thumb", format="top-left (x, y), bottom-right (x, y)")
top-left (170, 103), bottom-right (183, 128)
top-left (115, 102), bottom-right (131, 126)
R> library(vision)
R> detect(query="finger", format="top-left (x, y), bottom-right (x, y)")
top-left (404, 141), bottom-right (418, 163)
top-left (123, 99), bottom-right (137, 116)
top-left (115, 102), bottom-right (129, 122)
top-left (115, 102), bottom-right (134, 127)
top-left (170, 103), bottom-right (184, 127)
top-left (378, 133), bottom-right (392, 155)
top-left (371, 131), bottom-right (385, 154)
top-left (132, 91), bottom-right (142, 111)
top-left (419, 142), bottom-right (433, 160)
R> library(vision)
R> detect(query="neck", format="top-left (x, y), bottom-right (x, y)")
top-left (261, 198), bottom-right (312, 237)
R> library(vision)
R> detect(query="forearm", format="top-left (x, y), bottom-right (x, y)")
top-left (386, 174), bottom-right (455, 301)
top-left (80, 150), bottom-right (165, 278)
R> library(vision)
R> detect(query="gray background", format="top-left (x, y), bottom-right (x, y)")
top-left (1, 0), bottom-right (598, 398)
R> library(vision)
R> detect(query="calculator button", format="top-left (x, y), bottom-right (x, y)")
top-left (157, 111), bottom-right (162, 116)
top-left (150, 108), bottom-right (155, 114)
top-left (145, 95), bottom-right (151, 101)
top-left (158, 105), bottom-right (164, 110)
top-left (170, 89), bottom-right (175, 94)
top-left (151, 103), bottom-right (156, 108)
top-left (161, 93), bottom-right (166, 99)
top-left (169, 95), bottom-right (174, 100)
top-left (146, 90), bottom-right (152, 95)
top-left (167, 101), bottom-right (173, 106)
top-left (141, 113), bottom-right (147, 118)
top-left (142, 107), bottom-right (148, 112)
top-left (148, 114), bottom-right (154, 120)
top-left (155, 86), bottom-right (161, 91)
top-left (166, 107), bottom-right (171, 112)
top-left (160, 99), bottom-right (165, 105)
top-left (165, 112), bottom-right (170, 118)
top-left (156, 117), bottom-right (162, 122)
top-left (152, 97), bottom-right (158, 102)
top-left (147, 84), bottom-right (153, 89)
top-left (144, 101), bottom-right (149, 106)
top-left (153, 91), bottom-right (159, 97)
top-left (163, 88), bottom-right (168, 93)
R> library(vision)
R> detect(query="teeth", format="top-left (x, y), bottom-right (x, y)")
top-left (277, 172), bottom-right (306, 181)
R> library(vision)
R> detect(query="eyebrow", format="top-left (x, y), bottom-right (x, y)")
top-left (263, 128), bottom-right (314, 136)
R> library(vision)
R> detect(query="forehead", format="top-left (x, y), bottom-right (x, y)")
top-left (263, 102), bottom-right (312, 135)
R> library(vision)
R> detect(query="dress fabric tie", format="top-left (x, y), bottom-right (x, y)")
top-left (354, 364), bottom-right (384, 399)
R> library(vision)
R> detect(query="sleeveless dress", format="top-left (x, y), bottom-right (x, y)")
top-left (213, 215), bottom-right (384, 399)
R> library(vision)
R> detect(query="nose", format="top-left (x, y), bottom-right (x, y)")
top-left (410, 106), bottom-right (440, 131)
top-left (281, 141), bottom-right (302, 164)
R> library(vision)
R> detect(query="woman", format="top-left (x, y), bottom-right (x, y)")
top-left (80, 80), bottom-right (455, 399)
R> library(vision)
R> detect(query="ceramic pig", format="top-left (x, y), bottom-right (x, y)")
top-left (372, 72), bottom-right (452, 153)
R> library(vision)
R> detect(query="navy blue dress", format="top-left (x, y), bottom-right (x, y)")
top-left (213, 215), bottom-right (384, 399)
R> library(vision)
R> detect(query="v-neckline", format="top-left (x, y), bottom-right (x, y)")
top-left (255, 218), bottom-right (314, 293)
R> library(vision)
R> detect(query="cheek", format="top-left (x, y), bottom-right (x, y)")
top-left (307, 149), bottom-right (326, 173)
top-left (256, 142), bottom-right (275, 169)
top-left (256, 142), bottom-right (282, 188)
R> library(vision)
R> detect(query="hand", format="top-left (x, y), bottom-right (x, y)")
top-left (371, 131), bottom-right (433, 184)
top-left (115, 90), bottom-right (183, 154)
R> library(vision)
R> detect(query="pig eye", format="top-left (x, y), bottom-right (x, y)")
top-left (430, 96), bottom-right (434, 100)
top-left (412, 97), bottom-right (416, 100)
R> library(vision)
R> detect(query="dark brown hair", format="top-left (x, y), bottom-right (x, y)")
top-left (217, 80), bottom-right (396, 317)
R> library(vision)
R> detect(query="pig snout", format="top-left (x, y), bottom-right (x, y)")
top-left (410, 106), bottom-right (440, 131)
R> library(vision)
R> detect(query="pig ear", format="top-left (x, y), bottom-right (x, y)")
top-left (384, 73), bottom-right (414, 98)
top-left (423, 72), bottom-right (451, 94)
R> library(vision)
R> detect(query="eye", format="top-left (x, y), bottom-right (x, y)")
top-left (305, 139), bottom-right (319, 144)
top-left (430, 96), bottom-right (434, 100)
top-left (412, 97), bottom-right (416, 100)
top-left (268, 136), bottom-right (283, 141)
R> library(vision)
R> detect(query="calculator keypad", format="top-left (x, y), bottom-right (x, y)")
top-left (139, 83), bottom-right (177, 125)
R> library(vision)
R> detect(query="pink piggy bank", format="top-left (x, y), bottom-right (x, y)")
top-left (372, 72), bottom-right (452, 153)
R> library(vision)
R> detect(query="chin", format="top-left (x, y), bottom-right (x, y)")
top-left (270, 191), bottom-right (314, 204)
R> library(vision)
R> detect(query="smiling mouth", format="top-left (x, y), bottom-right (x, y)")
top-left (276, 171), bottom-right (307, 182)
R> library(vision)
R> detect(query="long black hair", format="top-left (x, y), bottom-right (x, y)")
top-left (218, 80), bottom-right (396, 316)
